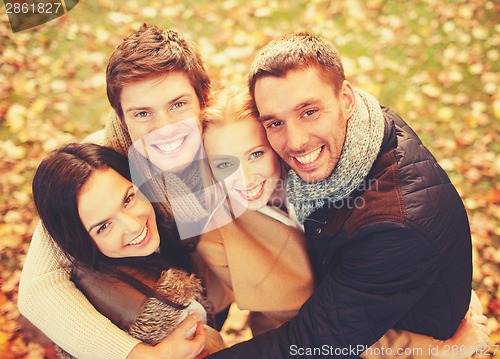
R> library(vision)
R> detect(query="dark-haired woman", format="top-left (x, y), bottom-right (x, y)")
top-left (29, 142), bottom-right (225, 358)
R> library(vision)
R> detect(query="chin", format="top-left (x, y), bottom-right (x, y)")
top-left (246, 201), bottom-right (265, 211)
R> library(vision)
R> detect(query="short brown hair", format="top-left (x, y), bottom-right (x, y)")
top-left (106, 24), bottom-right (210, 121)
top-left (248, 32), bottom-right (345, 102)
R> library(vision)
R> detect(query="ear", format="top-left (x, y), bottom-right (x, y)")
top-left (339, 81), bottom-right (356, 119)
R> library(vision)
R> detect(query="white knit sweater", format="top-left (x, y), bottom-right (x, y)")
top-left (18, 223), bottom-right (140, 358)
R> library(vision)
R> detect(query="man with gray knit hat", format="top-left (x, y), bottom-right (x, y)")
top-left (209, 33), bottom-right (481, 358)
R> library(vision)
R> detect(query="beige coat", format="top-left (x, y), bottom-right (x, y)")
top-left (197, 209), bottom-right (315, 334)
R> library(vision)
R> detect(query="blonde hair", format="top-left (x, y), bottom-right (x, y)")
top-left (201, 86), bottom-right (259, 136)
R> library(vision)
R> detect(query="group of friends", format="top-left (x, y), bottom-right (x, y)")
top-left (18, 24), bottom-right (490, 358)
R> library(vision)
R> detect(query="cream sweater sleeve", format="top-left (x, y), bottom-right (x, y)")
top-left (18, 222), bottom-right (140, 359)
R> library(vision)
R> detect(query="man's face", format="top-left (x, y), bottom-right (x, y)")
top-left (254, 67), bottom-right (355, 183)
top-left (120, 72), bottom-right (202, 173)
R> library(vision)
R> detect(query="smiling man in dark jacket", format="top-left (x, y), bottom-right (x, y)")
top-left (209, 33), bottom-right (474, 358)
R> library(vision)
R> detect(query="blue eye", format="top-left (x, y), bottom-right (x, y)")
top-left (250, 151), bottom-right (264, 159)
top-left (172, 102), bottom-right (185, 109)
top-left (217, 162), bottom-right (233, 170)
top-left (135, 111), bottom-right (149, 118)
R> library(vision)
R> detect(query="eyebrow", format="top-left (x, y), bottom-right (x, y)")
top-left (245, 145), bottom-right (266, 156)
top-left (124, 94), bottom-right (193, 114)
top-left (168, 94), bottom-right (192, 106)
top-left (258, 99), bottom-right (320, 122)
top-left (87, 185), bottom-right (134, 233)
top-left (125, 106), bottom-right (151, 115)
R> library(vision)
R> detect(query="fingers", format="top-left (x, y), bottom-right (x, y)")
top-left (181, 313), bottom-right (200, 329)
top-left (171, 313), bottom-right (200, 339)
top-left (194, 349), bottom-right (209, 359)
top-left (469, 315), bottom-right (491, 348)
top-left (470, 314), bottom-right (488, 326)
top-left (187, 321), bottom-right (207, 358)
top-left (469, 290), bottom-right (483, 316)
top-left (192, 321), bottom-right (207, 345)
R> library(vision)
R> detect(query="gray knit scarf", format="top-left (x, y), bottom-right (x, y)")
top-left (286, 89), bottom-right (385, 224)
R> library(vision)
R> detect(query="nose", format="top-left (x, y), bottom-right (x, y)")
top-left (117, 211), bottom-right (142, 234)
top-left (241, 163), bottom-right (254, 188)
top-left (157, 111), bottom-right (175, 128)
top-left (285, 122), bottom-right (309, 152)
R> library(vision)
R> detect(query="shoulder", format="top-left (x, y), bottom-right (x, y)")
top-left (82, 129), bottom-right (106, 145)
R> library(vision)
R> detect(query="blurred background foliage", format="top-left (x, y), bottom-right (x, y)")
top-left (0, 0), bottom-right (499, 357)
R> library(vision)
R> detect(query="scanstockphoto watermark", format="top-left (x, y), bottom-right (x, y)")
top-left (3, 0), bottom-right (79, 33)
top-left (270, 177), bottom-right (380, 211)
top-left (289, 344), bottom-right (423, 357)
top-left (289, 344), bottom-right (499, 357)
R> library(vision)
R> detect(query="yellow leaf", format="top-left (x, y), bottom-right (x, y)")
top-left (5, 104), bottom-right (26, 133)
top-left (30, 98), bottom-right (47, 114)
top-left (493, 100), bottom-right (500, 120)
top-left (437, 106), bottom-right (453, 122)
top-left (0, 331), bottom-right (12, 347)
top-left (421, 84), bottom-right (441, 98)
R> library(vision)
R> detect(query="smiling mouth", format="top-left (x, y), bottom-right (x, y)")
top-left (236, 181), bottom-right (266, 201)
top-left (128, 223), bottom-right (148, 246)
top-left (152, 136), bottom-right (186, 154)
top-left (294, 146), bottom-right (323, 165)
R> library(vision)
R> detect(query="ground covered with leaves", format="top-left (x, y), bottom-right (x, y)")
top-left (0, 0), bottom-right (499, 357)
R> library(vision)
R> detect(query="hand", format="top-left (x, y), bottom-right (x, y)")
top-left (468, 289), bottom-right (482, 317)
top-left (195, 349), bottom-right (209, 358)
top-left (127, 313), bottom-right (207, 359)
top-left (432, 314), bottom-right (490, 359)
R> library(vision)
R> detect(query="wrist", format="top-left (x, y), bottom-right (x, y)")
top-left (430, 338), bottom-right (447, 359)
top-left (127, 343), bottom-right (153, 359)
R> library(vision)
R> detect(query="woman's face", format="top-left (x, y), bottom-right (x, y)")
top-left (120, 72), bottom-right (203, 173)
top-left (203, 118), bottom-right (282, 211)
top-left (78, 168), bottom-right (161, 258)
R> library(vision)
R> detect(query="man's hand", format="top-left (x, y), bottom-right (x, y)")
top-left (433, 312), bottom-right (490, 359)
top-left (127, 313), bottom-right (207, 359)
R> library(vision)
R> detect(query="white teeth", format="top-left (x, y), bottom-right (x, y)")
top-left (128, 224), bottom-right (148, 246)
top-left (239, 182), bottom-right (264, 200)
top-left (156, 138), bottom-right (184, 152)
top-left (295, 147), bottom-right (322, 165)
top-left (246, 183), bottom-right (264, 198)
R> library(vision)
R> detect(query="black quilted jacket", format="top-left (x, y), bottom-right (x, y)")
top-left (209, 107), bottom-right (472, 358)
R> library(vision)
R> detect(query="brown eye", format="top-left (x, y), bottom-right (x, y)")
top-left (268, 121), bottom-right (283, 128)
top-left (97, 223), bottom-right (110, 234)
top-left (124, 193), bottom-right (135, 207)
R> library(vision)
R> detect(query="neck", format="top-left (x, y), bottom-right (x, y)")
top-left (267, 185), bottom-right (287, 212)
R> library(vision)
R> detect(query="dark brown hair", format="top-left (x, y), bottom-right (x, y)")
top-left (248, 32), bottom-right (346, 106)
